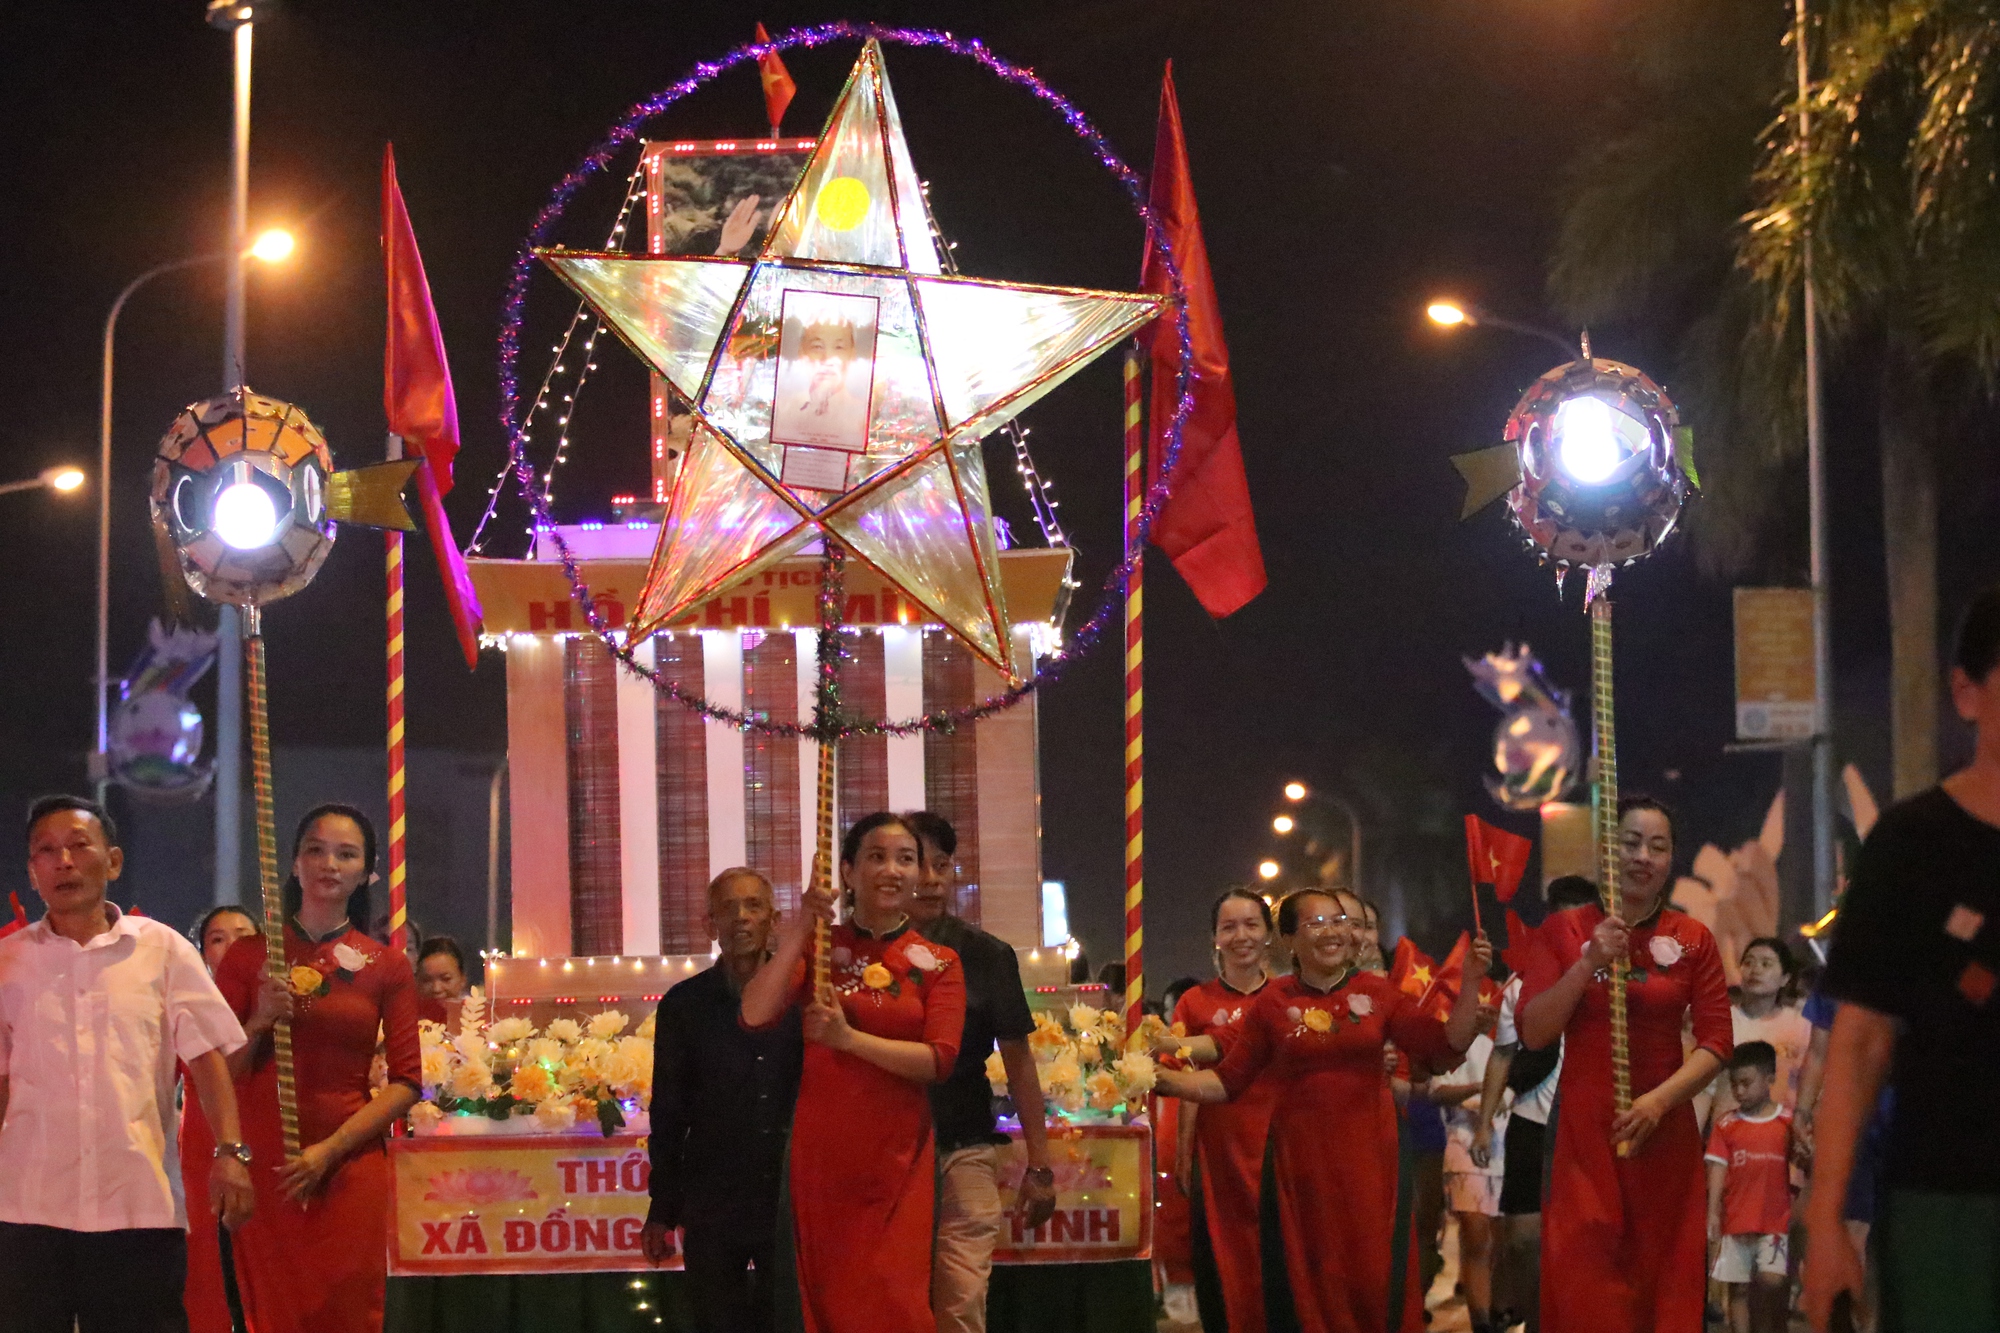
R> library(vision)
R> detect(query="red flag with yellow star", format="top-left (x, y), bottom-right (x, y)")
top-left (1390, 937), bottom-right (1436, 1000)
top-left (1465, 814), bottom-right (1534, 903)
top-left (754, 23), bottom-right (796, 134)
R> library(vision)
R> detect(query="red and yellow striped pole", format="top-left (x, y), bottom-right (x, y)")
top-left (386, 519), bottom-right (409, 955)
top-left (1122, 345), bottom-right (1145, 1035)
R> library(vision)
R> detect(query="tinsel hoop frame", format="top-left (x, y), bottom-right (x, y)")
top-left (497, 21), bottom-right (1195, 740)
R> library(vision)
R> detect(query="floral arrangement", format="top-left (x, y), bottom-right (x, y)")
top-left (986, 1004), bottom-right (1158, 1122)
top-left (412, 994), bottom-right (655, 1138)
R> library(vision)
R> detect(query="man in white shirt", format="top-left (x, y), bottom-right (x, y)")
top-left (0, 796), bottom-right (254, 1332)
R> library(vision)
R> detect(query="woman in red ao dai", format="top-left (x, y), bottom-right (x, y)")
top-left (1515, 797), bottom-right (1733, 1333)
top-left (1158, 889), bottom-right (1491, 1333)
top-left (741, 812), bottom-right (966, 1333)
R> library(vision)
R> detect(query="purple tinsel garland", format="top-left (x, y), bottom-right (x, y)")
top-left (495, 21), bottom-right (1195, 740)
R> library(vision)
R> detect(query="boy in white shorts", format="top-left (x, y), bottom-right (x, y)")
top-left (1706, 1041), bottom-right (1794, 1333)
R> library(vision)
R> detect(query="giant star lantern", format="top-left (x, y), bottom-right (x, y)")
top-left (538, 40), bottom-right (1165, 682)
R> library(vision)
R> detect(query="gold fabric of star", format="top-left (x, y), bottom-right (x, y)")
top-left (538, 39), bottom-right (1163, 680)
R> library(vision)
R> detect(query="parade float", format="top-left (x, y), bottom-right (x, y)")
top-left (374, 28), bottom-right (1203, 1299)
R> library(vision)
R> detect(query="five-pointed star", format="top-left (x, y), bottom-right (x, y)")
top-left (537, 39), bottom-right (1164, 681)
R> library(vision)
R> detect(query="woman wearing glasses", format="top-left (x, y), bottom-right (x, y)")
top-left (1515, 797), bottom-right (1733, 1333)
top-left (1157, 889), bottom-right (1490, 1333)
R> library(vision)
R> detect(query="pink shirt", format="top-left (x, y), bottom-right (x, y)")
top-left (0, 904), bottom-right (246, 1231)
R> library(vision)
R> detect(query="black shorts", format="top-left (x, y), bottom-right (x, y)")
top-left (1499, 1115), bottom-right (1547, 1216)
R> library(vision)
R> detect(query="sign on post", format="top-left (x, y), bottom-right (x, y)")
top-left (1733, 588), bottom-right (1816, 741)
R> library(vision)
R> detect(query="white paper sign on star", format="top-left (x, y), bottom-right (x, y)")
top-left (537, 39), bottom-right (1163, 682)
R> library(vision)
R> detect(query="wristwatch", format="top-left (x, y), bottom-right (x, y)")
top-left (1023, 1166), bottom-right (1055, 1187)
top-left (214, 1141), bottom-right (253, 1165)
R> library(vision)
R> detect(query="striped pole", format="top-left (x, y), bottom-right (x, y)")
top-left (386, 437), bottom-right (409, 955)
top-left (1122, 344), bottom-right (1145, 1035)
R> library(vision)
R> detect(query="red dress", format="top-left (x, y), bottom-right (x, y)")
top-left (772, 922), bottom-right (965, 1333)
top-left (180, 1071), bottom-right (234, 1332)
top-left (216, 927), bottom-right (422, 1333)
top-left (1518, 905), bottom-right (1732, 1333)
top-left (1213, 972), bottom-right (1461, 1333)
top-left (1149, 1095), bottom-right (1195, 1286)
top-left (1174, 977), bottom-right (1279, 1333)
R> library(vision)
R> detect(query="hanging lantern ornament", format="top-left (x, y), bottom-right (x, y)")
top-left (147, 385), bottom-right (419, 1159)
top-left (1453, 357), bottom-right (1698, 573)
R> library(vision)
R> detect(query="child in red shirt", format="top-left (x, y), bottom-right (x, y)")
top-left (1706, 1040), bottom-right (1794, 1333)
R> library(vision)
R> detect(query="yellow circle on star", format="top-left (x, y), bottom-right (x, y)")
top-left (814, 176), bottom-right (872, 231)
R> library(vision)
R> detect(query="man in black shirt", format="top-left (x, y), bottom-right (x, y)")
top-left (644, 868), bottom-right (803, 1333)
top-left (1803, 588), bottom-right (2000, 1333)
top-left (905, 812), bottom-right (1058, 1333)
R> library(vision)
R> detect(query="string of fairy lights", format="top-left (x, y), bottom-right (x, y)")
top-left (465, 164), bottom-right (647, 555)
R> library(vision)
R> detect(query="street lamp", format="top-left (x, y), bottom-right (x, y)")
top-left (94, 229), bottom-right (296, 796)
top-left (1256, 860), bottom-right (1281, 882)
top-left (1425, 297), bottom-right (1583, 360)
top-left (1282, 781), bottom-right (1307, 803)
top-left (1272, 813), bottom-right (1295, 835)
top-left (0, 466), bottom-right (89, 498)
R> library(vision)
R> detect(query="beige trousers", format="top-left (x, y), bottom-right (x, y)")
top-left (933, 1144), bottom-right (1005, 1333)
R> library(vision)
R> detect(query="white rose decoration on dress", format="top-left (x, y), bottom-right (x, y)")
top-left (332, 942), bottom-right (370, 974)
top-left (1285, 1006), bottom-right (1303, 1024)
top-left (904, 944), bottom-right (941, 972)
top-left (831, 946), bottom-right (853, 966)
top-left (1348, 994), bottom-right (1374, 1018)
top-left (1649, 935), bottom-right (1685, 969)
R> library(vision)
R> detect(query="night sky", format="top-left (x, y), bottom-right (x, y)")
top-left (1, 1), bottom-right (1977, 987)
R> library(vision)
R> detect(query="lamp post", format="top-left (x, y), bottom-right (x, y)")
top-left (0, 467), bottom-right (87, 499)
top-left (94, 229), bottom-right (295, 802)
top-left (1427, 299), bottom-right (1584, 360)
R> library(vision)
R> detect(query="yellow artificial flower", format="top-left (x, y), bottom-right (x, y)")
top-left (510, 1062), bottom-right (558, 1104)
top-left (1303, 1008), bottom-right (1334, 1033)
top-left (1086, 1071), bottom-right (1122, 1111)
top-left (587, 1010), bottom-right (629, 1039)
top-left (287, 965), bottom-right (325, 997)
top-left (861, 963), bottom-right (894, 990)
top-left (985, 1050), bottom-right (1009, 1093)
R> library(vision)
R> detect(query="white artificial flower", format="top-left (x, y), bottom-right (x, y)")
top-left (452, 1031), bottom-right (490, 1064)
top-left (331, 942), bottom-right (371, 973)
top-left (420, 1046), bottom-right (453, 1089)
top-left (1286, 1006), bottom-right (1303, 1023)
top-left (446, 1059), bottom-right (495, 1101)
top-left (533, 1097), bottom-right (578, 1132)
top-left (1045, 1053), bottom-right (1083, 1092)
top-left (1114, 1051), bottom-right (1157, 1096)
top-left (524, 1037), bottom-right (565, 1068)
top-left (904, 943), bottom-right (940, 972)
top-left (587, 1010), bottom-right (629, 1039)
top-left (1349, 994), bottom-right (1374, 1018)
top-left (635, 1012), bottom-right (656, 1040)
top-left (545, 1018), bottom-right (583, 1044)
top-left (1068, 1005), bottom-right (1102, 1035)
top-left (408, 1101), bottom-right (444, 1133)
top-left (1649, 935), bottom-right (1685, 968)
top-left (486, 1017), bottom-right (535, 1046)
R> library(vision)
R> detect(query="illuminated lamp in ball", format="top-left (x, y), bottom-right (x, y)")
top-left (1452, 358), bottom-right (1696, 573)
top-left (150, 388), bottom-right (420, 617)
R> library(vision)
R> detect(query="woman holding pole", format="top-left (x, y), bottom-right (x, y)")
top-left (1516, 796), bottom-right (1732, 1332)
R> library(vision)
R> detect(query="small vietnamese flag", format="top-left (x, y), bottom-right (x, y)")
top-left (1417, 932), bottom-right (1473, 1022)
top-left (754, 24), bottom-right (797, 135)
top-left (1465, 814), bottom-right (1534, 903)
top-left (1500, 908), bottom-right (1541, 980)
top-left (1389, 937), bottom-right (1436, 1000)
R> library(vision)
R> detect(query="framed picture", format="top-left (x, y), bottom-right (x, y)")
top-left (770, 289), bottom-right (881, 457)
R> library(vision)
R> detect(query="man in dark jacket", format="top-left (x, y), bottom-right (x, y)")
top-left (643, 868), bottom-right (802, 1332)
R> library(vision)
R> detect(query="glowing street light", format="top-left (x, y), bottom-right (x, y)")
top-left (1426, 300), bottom-right (1469, 327)
top-left (1272, 814), bottom-right (1296, 835)
top-left (0, 465), bottom-right (89, 498)
top-left (1423, 296), bottom-right (1579, 358)
top-left (1283, 781), bottom-right (1308, 802)
top-left (1257, 860), bottom-right (1281, 881)
top-left (248, 227), bottom-right (295, 263)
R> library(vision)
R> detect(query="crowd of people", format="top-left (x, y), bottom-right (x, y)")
top-left (1, 589), bottom-right (1999, 1333)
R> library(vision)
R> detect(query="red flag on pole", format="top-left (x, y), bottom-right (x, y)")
top-left (754, 24), bottom-right (797, 136)
top-left (1389, 936), bottom-right (1437, 999)
top-left (383, 144), bottom-right (484, 670)
top-left (0, 893), bottom-right (27, 940)
top-left (1500, 908), bottom-right (1541, 979)
top-left (1416, 931), bottom-right (1502, 1021)
top-left (1464, 814), bottom-right (1534, 903)
top-left (1141, 64), bottom-right (1266, 619)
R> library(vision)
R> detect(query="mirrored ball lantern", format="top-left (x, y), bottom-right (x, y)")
top-left (1503, 358), bottom-right (1693, 570)
top-left (150, 389), bottom-right (336, 607)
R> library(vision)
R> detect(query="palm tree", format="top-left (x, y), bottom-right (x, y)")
top-left (1551, 0), bottom-right (2000, 800)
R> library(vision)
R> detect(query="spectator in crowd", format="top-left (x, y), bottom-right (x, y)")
top-left (216, 803), bottom-right (421, 1333)
top-left (414, 935), bottom-right (470, 1027)
top-left (903, 811), bottom-right (1056, 1333)
top-left (1803, 587), bottom-right (2000, 1332)
top-left (185, 905), bottom-right (260, 1333)
top-left (1473, 874), bottom-right (1601, 1333)
top-left (643, 868), bottom-right (803, 1332)
top-left (740, 813), bottom-right (966, 1333)
top-left (1157, 888), bottom-right (1490, 1333)
top-left (1154, 975), bottom-right (1203, 1327)
top-left (1705, 938), bottom-right (1812, 1132)
top-left (1435, 1010), bottom-right (1506, 1333)
top-left (1706, 1041), bottom-right (1794, 1333)
top-left (0, 796), bottom-right (254, 1332)
top-left (1518, 796), bottom-right (1734, 1333)
top-left (1154, 887), bottom-right (1280, 1333)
